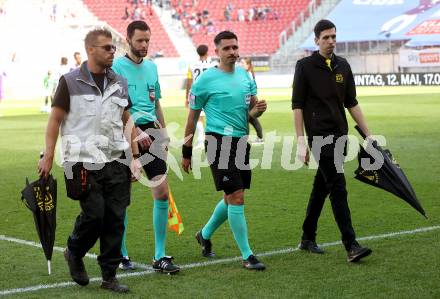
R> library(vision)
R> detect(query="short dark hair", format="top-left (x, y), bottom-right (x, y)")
top-left (127, 20), bottom-right (150, 39)
top-left (196, 44), bottom-right (208, 57)
top-left (85, 28), bottom-right (112, 48)
top-left (214, 31), bottom-right (237, 47)
top-left (73, 52), bottom-right (80, 57)
top-left (314, 19), bottom-right (336, 38)
top-left (61, 57), bottom-right (68, 65)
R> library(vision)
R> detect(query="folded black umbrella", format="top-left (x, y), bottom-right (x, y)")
top-left (21, 175), bottom-right (57, 274)
top-left (354, 126), bottom-right (426, 218)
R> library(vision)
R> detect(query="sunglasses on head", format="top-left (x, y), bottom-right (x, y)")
top-left (92, 44), bottom-right (116, 52)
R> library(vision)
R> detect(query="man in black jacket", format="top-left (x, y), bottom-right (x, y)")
top-left (292, 19), bottom-right (372, 262)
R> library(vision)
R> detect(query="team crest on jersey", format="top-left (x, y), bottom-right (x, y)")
top-left (336, 74), bottom-right (344, 83)
top-left (190, 93), bottom-right (196, 106)
top-left (245, 94), bottom-right (251, 105)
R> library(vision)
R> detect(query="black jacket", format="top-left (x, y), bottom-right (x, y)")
top-left (292, 51), bottom-right (358, 138)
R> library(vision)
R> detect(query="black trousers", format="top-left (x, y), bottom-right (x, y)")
top-left (249, 116), bottom-right (263, 139)
top-left (67, 161), bottom-right (130, 278)
top-left (301, 155), bottom-right (356, 250)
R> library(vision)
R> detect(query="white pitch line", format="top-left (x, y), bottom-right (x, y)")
top-left (0, 235), bottom-right (98, 260)
top-left (0, 234), bottom-right (153, 270)
top-left (1, 225), bottom-right (439, 296)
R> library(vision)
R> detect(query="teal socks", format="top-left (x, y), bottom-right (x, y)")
top-left (228, 204), bottom-right (253, 259)
top-left (121, 210), bottom-right (129, 257)
top-left (201, 199), bottom-right (228, 239)
top-left (153, 199), bottom-right (169, 260)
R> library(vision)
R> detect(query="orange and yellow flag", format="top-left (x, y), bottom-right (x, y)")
top-left (168, 191), bottom-right (184, 235)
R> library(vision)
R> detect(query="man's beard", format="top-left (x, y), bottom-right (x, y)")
top-left (130, 44), bottom-right (147, 58)
top-left (225, 55), bottom-right (238, 65)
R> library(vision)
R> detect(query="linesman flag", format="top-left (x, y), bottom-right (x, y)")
top-left (168, 190), bottom-right (184, 235)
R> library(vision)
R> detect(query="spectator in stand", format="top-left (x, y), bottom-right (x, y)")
top-left (140, 8), bottom-right (147, 20)
top-left (176, 5), bottom-right (183, 20)
top-left (171, 7), bottom-right (177, 19)
top-left (206, 21), bottom-right (215, 35)
top-left (224, 7), bottom-right (231, 21)
top-left (257, 7), bottom-right (264, 20)
top-left (248, 7), bottom-right (254, 22)
top-left (133, 6), bottom-right (141, 20)
top-left (237, 8), bottom-right (245, 22)
top-left (189, 16), bottom-right (198, 32)
top-left (123, 6), bottom-right (130, 20)
top-left (51, 3), bottom-right (57, 22)
top-left (196, 12), bottom-right (202, 25)
top-left (265, 7), bottom-right (277, 20)
top-left (201, 15), bottom-right (209, 27)
top-left (226, 1), bottom-right (233, 12)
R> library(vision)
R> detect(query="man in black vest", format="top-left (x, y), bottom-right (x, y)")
top-left (292, 19), bottom-right (373, 263)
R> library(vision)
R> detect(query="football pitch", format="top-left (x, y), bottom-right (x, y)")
top-left (0, 87), bottom-right (439, 298)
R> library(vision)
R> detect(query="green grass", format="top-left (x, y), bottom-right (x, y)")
top-left (0, 87), bottom-right (439, 298)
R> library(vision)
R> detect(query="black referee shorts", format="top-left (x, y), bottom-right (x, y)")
top-left (137, 122), bottom-right (167, 180)
top-left (205, 133), bottom-right (251, 195)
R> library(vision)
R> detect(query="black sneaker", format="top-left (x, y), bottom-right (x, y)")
top-left (119, 257), bottom-right (136, 271)
top-left (347, 242), bottom-right (372, 263)
top-left (101, 277), bottom-right (129, 293)
top-left (242, 255), bottom-right (266, 271)
top-left (64, 248), bottom-right (89, 286)
top-left (298, 240), bottom-right (325, 254)
top-left (195, 230), bottom-right (215, 258)
top-left (152, 256), bottom-right (180, 274)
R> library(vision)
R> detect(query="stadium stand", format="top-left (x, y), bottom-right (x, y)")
top-left (82, 0), bottom-right (179, 57)
top-left (0, 0), bottom-right (104, 99)
top-left (299, 0), bottom-right (440, 73)
top-left (171, 0), bottom-right (313, 56)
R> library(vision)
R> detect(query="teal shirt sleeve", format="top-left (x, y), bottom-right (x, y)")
top-left (189, 76), bottom-right (208, 110)
top-left (152, 63), bottom-right (161, 101)
top-left (155, 80), bottom-right (161, 101)
top-left (244, 69), bottom-right (257, 96)
top-left (250, 78), bottom-right (257, 96)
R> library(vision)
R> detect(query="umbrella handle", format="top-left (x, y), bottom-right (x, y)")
top-left (355, 125), bottom-right (367, 139)
top-left (48, 260), bottom-right (51, 275)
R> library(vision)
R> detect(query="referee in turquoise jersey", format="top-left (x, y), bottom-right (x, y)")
top-left (182, 31), bottom-right (267, 270)
top-left (112, 20), bottom-right (179, 274)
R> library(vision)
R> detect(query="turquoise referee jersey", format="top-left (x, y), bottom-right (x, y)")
top-left (189, 66), bottom-right (257, 138)
top-left (112, 56), bottom-right (161, 124)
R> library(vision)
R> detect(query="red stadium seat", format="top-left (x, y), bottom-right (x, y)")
top-left (82, 0), bottom-right (179, 57)
top-left (173, 0), bottom-right (313, 56)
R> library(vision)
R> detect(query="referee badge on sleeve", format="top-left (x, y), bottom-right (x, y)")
top-left (245, 94), bottom-right (251, 105)
top-left (190, 93), bottom-right (196, 106)
top-left (148, 85), bottom-right (155, 102)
